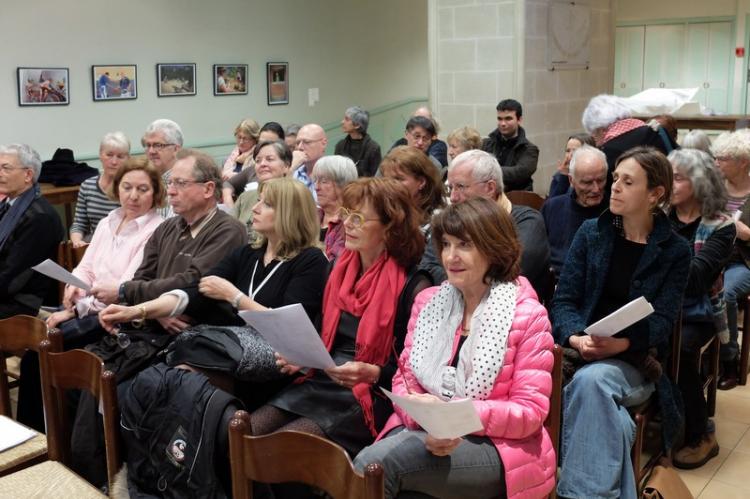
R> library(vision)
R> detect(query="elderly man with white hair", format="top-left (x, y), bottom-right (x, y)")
top-left (0, 143), bottom-right (65, 318)
top-left (143, 118), bottom-right (184, 217)
top-left (541, 145), bottom-right (608, 276)
top-left (420, 149), bottom-right (550, 295)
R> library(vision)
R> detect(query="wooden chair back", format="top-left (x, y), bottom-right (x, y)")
top-left (0, 315), bottom-right (62, 417)
top-left (544, 344), bottom-right (563, 499)
top-left (39, 344), bottom-right (121, 489)
top-left (505, 190), bottom-right (545, 211)
top-left (56, 241), bottom-right (88, 300)
top-left (228, 410), bottom-right (384, 499)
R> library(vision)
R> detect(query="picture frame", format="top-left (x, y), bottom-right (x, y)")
top-left (17, 67), bottom-right (69, 106)
top-left (157, 63), bottom-right (196, 97)
top-left (213, 64), bottom-right (247, 96)
top-left (92, 65), bottom-right (137, 101)
top-left (266, 62), bottom-right (289, 105)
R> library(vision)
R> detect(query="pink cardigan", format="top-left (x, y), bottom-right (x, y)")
top-left (379, 278), bottom-right (556, 499)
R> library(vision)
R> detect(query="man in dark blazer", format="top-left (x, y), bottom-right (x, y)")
top-left (0, 143), bottom-right (64, 318)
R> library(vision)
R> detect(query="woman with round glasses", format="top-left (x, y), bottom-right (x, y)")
top-left (312, 155), bottom-right (358, 260)
top-left (98, 178), bottom-right (328, 389)
top-left (69, 132), bottom-right (131, 247)
top-left (251, 177), bottom-right (431, 458)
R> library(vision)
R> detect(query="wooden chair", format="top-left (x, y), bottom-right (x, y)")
top-left (740, 297), bottom-right (750, 385)
top-left (56, 241), bottom-right (88, 301)
top-left (630, 315), bottom-right (682, 493)
top-left (0, 345), bottom-right (121, 496)
top-left (0, 316), bottom-right (62, 477)
top-left (228, 410), bottom-right (384, 499)
top-left (544, 344), bottom-right (563, 499)
top-left (699, 333), bottom-right (720, 417)
top-left (505, 190), bottom-right (545, 211)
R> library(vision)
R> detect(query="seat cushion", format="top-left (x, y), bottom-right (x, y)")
top-left (0, 432), bottom-right (46, 475)
top-left (0, 460), bottom-right (104, 497)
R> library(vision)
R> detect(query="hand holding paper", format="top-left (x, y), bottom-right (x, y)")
top-left (382, 388), bottom-right (483, 439)
top-left (239, 304), bottom-right (335, 370)
top-left (584, 296), bottom-right (654, 337)
top-left (31, 258), bottom-right (91, 292)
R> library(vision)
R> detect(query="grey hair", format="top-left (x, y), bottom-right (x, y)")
top-left (668, 148), bottom-right (728, 219)
top-left (344, 106), bottom-right (370, 134)
top-left (175, 148), bottom-right (222, 201)
top-left (312, 155), bottom-right (358, 187)
top-left (581, 94), bottom-right (632, 134)
top-left (0, 144), bottom-right (42, 182)
top-left (569, 145), bottom-right (607, 178)
top-left (449, 149), bottom-right (504, 195)
top-left (711, 129), bottom-right (750, 162)
top-left (100, 131), bottom-right (131, 153)
top-left (681, 130), bottom-right (712, 155)
top-left (285, 123), bottom-right (301, 137)
top-left (144, 119), bottom-right (184, 146)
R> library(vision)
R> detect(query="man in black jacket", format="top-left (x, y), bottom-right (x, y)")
top-left (482, 99), bottom-right (539, 191)
top-left (0, 143), bottom-right (64, 318)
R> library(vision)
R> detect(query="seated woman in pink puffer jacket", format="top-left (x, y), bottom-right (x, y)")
top-left (354, 197), bottom-right (556, 499)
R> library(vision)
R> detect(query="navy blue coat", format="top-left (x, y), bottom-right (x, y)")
top-left (551, 209), bottom-right (690, 448)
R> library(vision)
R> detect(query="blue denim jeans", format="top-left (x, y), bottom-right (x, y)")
top-left (354, 426), bottom-right (505, 499)
top-left (722, 262), bottom-right (750, 361)
top-left (557, 359), bottom-right (655, 499)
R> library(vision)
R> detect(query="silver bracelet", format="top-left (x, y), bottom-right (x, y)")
top-left (231, 292), bottom-right (244, 309)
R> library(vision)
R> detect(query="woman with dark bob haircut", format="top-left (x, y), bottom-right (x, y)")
top-left (552, 146), bottom-right (691, 498)
top-left (252, 177), bottom-right (432, 461)
top-left (355, 197), bottom-right (556, 499)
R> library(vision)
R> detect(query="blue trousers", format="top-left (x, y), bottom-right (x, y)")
top-left (721, 262), bottom-right (750, 362)
top-left (557, 359), bottom-right (654, 499)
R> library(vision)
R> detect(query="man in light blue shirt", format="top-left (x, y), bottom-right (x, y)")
top-left (292, 124), bottom-right (327, 202)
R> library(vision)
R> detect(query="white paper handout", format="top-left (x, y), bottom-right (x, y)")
top-left (382, 389), bottom-right (483, 439)
top-left (584, 296), bottom-right (654, 337)
top-left (239, 304), bottom-right (335, 370)
top-left (31, 258), bottom-right (91, 292)
top-left (0, 415), bottom-right (37, 452)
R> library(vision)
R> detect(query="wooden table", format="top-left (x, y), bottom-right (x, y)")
top-left (40, 183), bottom-right (79, 231)
top-left (634, 114), bottom-right (750, 131)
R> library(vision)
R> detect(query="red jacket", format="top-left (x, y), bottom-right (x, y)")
top-left (379, 278), bottom-right (556, 499)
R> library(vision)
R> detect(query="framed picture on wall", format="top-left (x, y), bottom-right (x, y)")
top-left (266, 62), bottom-right (289, 105)
top-left (214, 64), bottom-right (247, 95)
top-left (157, 63), bottom-right (196, 97)
top-left (92, 65), bottom-right (137, 101)
top-left (17, 67), bottom-right (69, 106)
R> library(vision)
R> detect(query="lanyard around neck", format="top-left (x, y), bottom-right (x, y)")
top-left (248, 258), bottom-right (284, 299)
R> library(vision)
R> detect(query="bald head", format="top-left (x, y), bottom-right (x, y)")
top-left (296, 124), bottom-right (328, 167)
top-left (569, 145), bottom-right (607, 208)
top-left (413, 107), bottom-right (433, 120)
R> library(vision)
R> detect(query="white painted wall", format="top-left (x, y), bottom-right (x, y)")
top-left (615, 0), bottom-right (750, 114)
top-left (0, 0), bottom-right (428, 161)
top-left (615, 0), bottom-right (736, 21)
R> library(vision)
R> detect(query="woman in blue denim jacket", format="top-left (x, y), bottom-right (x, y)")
top-left (552, 146), bottom-right (691, 499)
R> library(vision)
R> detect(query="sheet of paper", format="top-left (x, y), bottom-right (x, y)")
top-left (31, 258), bottom-right (91, 291)
top-left (0, 415), bottom-right (37, 452)
top-left (239, 304), bottom-right (335, 370)
top-left (584, 296), bottom-right (654, 337)
top-left (382, 389), bottom-right (483, 439)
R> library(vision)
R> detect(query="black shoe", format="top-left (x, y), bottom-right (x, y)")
top-left (718, 359), bottom-right (739, 391)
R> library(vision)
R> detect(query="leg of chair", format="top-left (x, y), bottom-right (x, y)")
top-left (631, 412), bottom-right (647, 493)
top-left (707, 336), bottom-right (720, 416)
top-left (741, 319), bottom-right (750, 386)
top-left (0, 356), bottom-right (11, 417)
top-left (229, 410), bottom-right (252, 499)
top-left (363, 463), bottom-right (384, 499)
